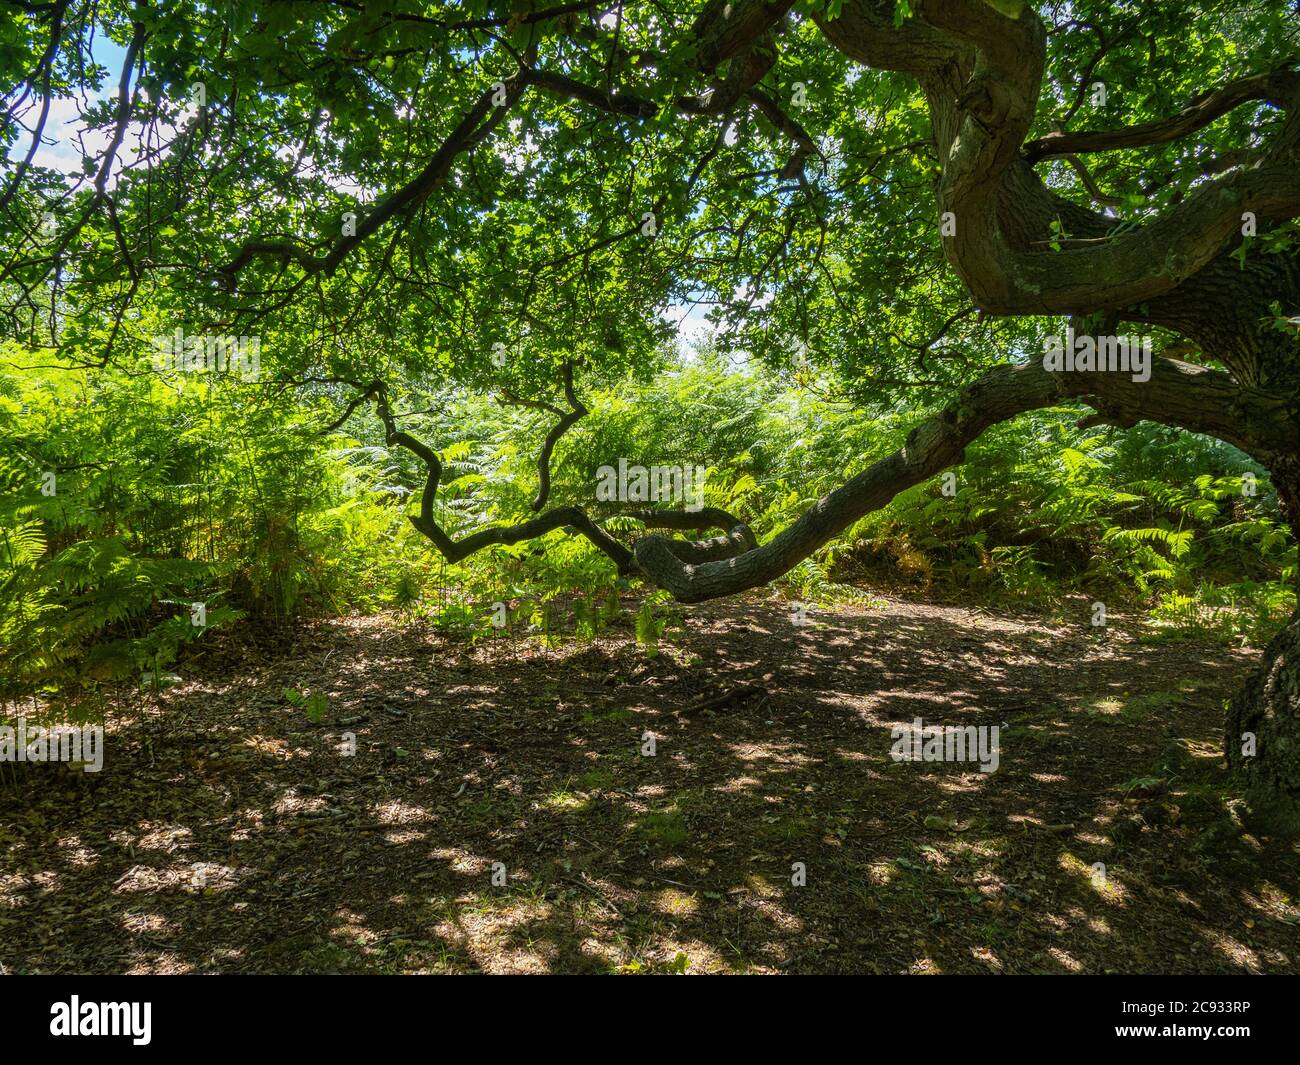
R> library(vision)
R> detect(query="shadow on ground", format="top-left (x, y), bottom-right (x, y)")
top-left (3, 593), bottom-right (1297, 973)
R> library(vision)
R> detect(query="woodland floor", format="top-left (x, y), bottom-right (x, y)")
top-left (3, 592), bottom-right (1299, 975)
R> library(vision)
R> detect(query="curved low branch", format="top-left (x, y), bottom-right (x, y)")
top-left (633, 359), bottom-right (1062, 601)
top-left (623, 507), bottom-right (750, 536)
top-left (325, 381), bottom-right (768, 579)
top-left (620, 507), bottom-right (758, 564)
top-left (632, 355), bottom-right (1300, 602)
top-left (326, 347), bottom-right (1299, 608)
top-left (415, 504), bottom-right (634, 571)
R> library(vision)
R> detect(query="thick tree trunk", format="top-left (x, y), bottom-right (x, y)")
top-left (1225, 466), bottom-right (1300, 832)
top-left (1226, 606), bottom-right (1300, 833)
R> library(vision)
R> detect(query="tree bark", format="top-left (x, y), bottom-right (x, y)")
top-left (1225, 461), bottom-right (1300, 832)
top-left (1226, 605), bottom-right (1300, 832)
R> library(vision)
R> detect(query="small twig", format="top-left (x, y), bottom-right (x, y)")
top-left (680, 684), bottom-right (766, 717)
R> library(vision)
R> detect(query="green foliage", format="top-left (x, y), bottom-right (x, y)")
top-left (0, 0), bottom-right (1293, 681)
top-left (3, 341), bottom-right (1293, 710)
top-left (556, 361), bottom-right (1295, 646)
top-left (284, 687), bottom-right (328, 723)
top-left (0, 357), bottom-right (416, 700)
top-left (0, 367), bottom-right (240, 698)
top-left (635, 599), bottom-right (667, 658)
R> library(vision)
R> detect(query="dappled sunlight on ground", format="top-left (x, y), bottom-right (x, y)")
top-left (1, 593), bottom-right (1296, 974)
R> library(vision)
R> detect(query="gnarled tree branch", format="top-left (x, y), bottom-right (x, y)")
top-left (328, 380), bottom-right (634, 572)
top-left (499, 361), bottom-right (588, 511)
top-left (632, 353), bottom-right (1300, 602)
top-left (220, 64), bottom-right (531, 288)
top-left (1024, 69), bottom-right (1300, 162)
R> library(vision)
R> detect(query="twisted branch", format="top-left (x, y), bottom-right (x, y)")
top-left (499, 362), bottom-right (588, 511)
